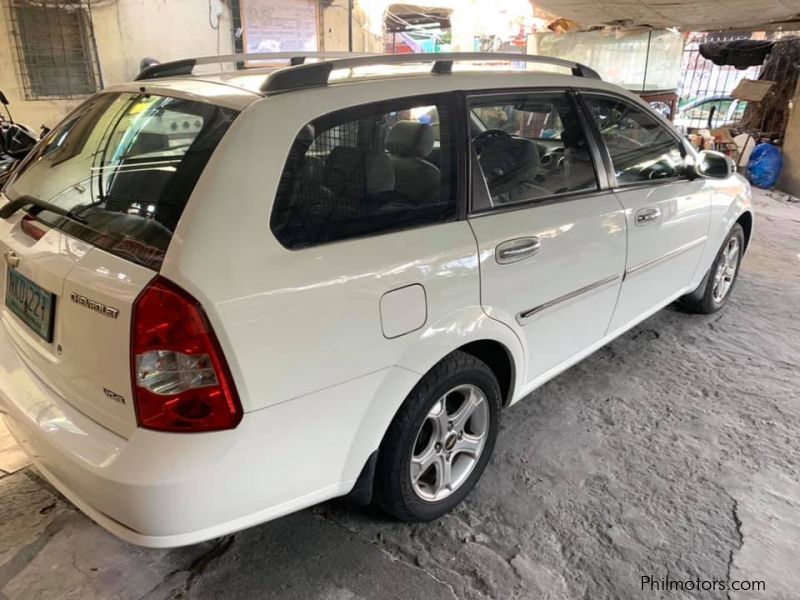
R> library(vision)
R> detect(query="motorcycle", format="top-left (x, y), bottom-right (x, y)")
top-left (0, 89), bottom-right (43, 188)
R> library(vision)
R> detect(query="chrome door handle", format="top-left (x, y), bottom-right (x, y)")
top-left (635, 207), bottom-right (661, 225)
top-left (496, 237), bottom-right (541, 264)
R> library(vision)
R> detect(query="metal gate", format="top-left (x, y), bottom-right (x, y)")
top-left (677, 30), bottom-right (799, 134)
top-left (676, 31), bottom-right (763, 130)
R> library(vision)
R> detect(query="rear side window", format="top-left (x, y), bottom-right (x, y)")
top-left (6, 92), bottom-right (238, 269)
top-left (584, 95), bottom-right (686, 185)
top-left (271, 95), bottom-right (457, 249)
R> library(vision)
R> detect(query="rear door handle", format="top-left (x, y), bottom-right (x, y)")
top-left (635, 207), bottom-right (661, 225)
top-left (496, 237), bottom-right (541, 264)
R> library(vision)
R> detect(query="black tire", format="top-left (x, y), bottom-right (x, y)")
top-left (374, 351), bottom-right (501, 521)
top-left (679, 223), bottom-right (745, 314)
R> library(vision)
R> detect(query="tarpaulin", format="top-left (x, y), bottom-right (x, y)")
top-left (699, 40), bottom-right (774, 69)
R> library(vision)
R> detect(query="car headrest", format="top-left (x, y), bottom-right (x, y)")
top-left (327, 147), bottom-right (395, 196)
top-left (297, 123), bottom-right (315, 144)
top-left (386, 121), bottom-right (435, 158)
top-left (478, 136), bottom-right (540, 191)
top-left (299, 156), bottom-right (325, 182)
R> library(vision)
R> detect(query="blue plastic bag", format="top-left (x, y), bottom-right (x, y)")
top-left (747, 143), bottom-right (783, 189)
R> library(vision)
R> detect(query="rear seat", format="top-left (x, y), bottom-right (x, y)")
top-left (385, 121), bottom-right (441, 205)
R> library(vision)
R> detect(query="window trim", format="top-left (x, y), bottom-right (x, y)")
top-left (269, 92), bottom-right (466, 251)
top-left (453, 91), bottom-right (471, 222)
top-left (462, 88), bottom-right (609, 216)
top-left (577, 90), bottom-right (692, 191)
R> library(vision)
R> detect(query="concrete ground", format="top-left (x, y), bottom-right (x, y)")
top-left (1, 189), bottom-right (799, 600)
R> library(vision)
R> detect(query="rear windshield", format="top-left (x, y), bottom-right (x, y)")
top-left (4, 92), bottom-right (238, 270)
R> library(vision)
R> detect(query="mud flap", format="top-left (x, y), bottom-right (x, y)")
top-left (346, 451), bottom-right (378, 506)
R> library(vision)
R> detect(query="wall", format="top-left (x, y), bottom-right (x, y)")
top-left (0, 0), bottom-right (384, 130)
top-left (0, 0), bottom-right (234, 129)
top-left (779, 87), bottom-right (800, 196)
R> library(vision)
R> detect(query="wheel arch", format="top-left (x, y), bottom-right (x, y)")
top-left (736, 209), bottom-right (754, 252)
top-left (457, 339), bottom-right (516, 408)
top-left (345, 336), bottom-right (519, 505)
top-left (343, 312), bottom-right (524, 502)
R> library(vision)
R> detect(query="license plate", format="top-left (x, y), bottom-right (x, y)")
top-left (5, 268), bottom-right (56, 342)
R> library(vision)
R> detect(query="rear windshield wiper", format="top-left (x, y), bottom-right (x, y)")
top-left (0, 194), bottom-right (89, 225)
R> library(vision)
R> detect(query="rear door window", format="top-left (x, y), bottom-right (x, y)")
top-left (469, 92), bottom-right (599, 210)
top-left (5, 92), bottom-right (238, 269)
top-left (270, 95), bottom-right (458, 249)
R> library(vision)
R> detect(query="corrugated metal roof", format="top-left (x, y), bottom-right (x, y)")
top-left (534, 0), bottom-right (800, 30)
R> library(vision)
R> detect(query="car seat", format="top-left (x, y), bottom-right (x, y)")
top-left (386, 121), bottom-right (441, 205)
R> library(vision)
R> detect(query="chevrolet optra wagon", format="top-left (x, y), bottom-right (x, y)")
top-left (0, 52), bottom-right (753, 547)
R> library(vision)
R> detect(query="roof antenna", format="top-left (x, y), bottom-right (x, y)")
top-left (140, 57), bottom-right (160, 72)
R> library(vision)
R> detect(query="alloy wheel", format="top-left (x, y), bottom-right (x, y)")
top-left (712, 236), bottom-right (740, 303)
top-left (409, 384), bottom-right (490, 502)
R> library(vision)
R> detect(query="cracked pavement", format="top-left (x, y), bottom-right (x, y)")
top-left (0, 188), bottom-right (799, 599)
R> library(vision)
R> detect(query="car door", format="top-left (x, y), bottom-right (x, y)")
top-left (581, 93), bottom-right (712, 334)
top-left (466, 90), bottom-right (627, 387)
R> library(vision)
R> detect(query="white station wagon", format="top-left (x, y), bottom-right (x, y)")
top-left (0, 53), bottom-right (753, 547)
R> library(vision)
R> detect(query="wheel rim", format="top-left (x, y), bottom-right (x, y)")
top-left (712, 237), bottom-right (740, 303)
top-left (409, 384), bottom-right (490, 502)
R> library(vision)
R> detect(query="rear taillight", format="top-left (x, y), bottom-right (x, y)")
top-left (131, 276), bottom-right (242, 432)
top-left (20, 215), bottom-right (46, 240)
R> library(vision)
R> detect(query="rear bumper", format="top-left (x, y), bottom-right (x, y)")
top-left (0, 323), bottom-right (413, 547)
top-left (0, 412), bottom-right (347, 548)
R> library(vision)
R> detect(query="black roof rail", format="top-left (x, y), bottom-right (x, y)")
top-left (261, 52), bottom-right (601, 95)
top-left (134, 52), bottom-right (367, 81)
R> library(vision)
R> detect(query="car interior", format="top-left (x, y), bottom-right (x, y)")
top-left (272, 103), bottom-right (456, 248)
top-left (469, 97), bottom-right (599, 207)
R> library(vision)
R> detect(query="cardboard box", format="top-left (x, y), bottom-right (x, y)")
top-left (731, 79), bottom-right (775, 102)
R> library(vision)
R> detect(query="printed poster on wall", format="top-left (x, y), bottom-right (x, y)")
top-left (240, 0), bottom-right (319, 54)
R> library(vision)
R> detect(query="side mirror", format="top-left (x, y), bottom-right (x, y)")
top-left (695, 150), bottom-right (736, 179)
top-left (0, 90), bottom-right (8, 106)
top-left (3, 123), bottom-right (38, 160)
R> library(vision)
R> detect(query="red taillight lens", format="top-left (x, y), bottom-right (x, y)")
top-left (20, 215), bottom-right (46, 240)
top-left (131, 276), bottom-right (242, 432)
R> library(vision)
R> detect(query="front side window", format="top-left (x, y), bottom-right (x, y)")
top-left (271, 96), bottom-right (457, 249)
top-left (585, 95), bottom-right (686, 185)
top-left (470, 92), bottom-right (598, 210)
top-left (7, 93), bottom-right (238, 269)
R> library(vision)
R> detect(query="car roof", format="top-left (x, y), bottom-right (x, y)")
top-left (103, 76), bottom-right (265, 111)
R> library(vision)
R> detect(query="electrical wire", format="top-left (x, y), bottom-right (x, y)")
top-left (208, 0), bottom-right (220, 30)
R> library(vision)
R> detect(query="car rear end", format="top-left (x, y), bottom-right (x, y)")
top-left (0, 85), bottom-right (252, 545)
